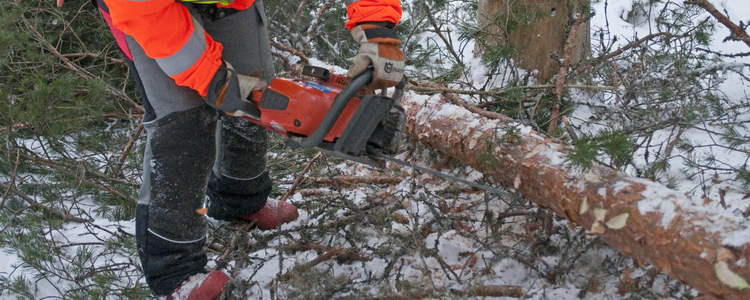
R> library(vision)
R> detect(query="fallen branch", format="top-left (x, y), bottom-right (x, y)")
top-left (0, 181), bottom-right (88, 223)
top-left (343, 285), bottom-right (524, 299)
top-left (5, 149), bottom-right (138, 188)
top-left (0, 113), bottom-right (138, 132)
top-left (8, 150), bottom-right (137, 203)
top-left (280, 175), bottom-right (403, 187)
top-left (407, 84), bottom-right (615, 97)
top-left (292, 189), bottom-right (329, 197)
top-left (418, 82), bottom-right (514, 122)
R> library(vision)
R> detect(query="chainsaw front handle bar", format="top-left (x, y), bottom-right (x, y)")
top-left (289, 69), bottom-right (373, 149)
top-left (288, 69), bottom-right (406, 149)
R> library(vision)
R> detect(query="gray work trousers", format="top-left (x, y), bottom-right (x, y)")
top-left (98, 0), bottom-right (275, 295)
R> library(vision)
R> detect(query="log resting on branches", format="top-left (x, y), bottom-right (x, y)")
top-left (400, 92), bottom-right (750, 299)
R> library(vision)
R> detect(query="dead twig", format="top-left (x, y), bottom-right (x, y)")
top-left (0, 150), bottom-right (21, 211)
top-left (61, 52), bottom-right (126, 65)
top-left (279, 151), bottom-right (322, 202)
top-left (562, 116), bottom-right (578, 143)
top-left (292, 0), bottom-right (309, 22)
top-left (305, 0), bottom-right (335, 38)
top-left (270, 41), bottom-right (310, 65)
top-left (421, 82), bottom-right (514, 122)
top-left (111, 119), bottom-right (144, 175)
top-left (278, 246), bottom-right (345, 281)
top-left (549, 12), bottom-right (584, 135)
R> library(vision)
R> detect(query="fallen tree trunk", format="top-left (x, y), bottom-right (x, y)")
top-left (400, 92), bottom-right (750, 299)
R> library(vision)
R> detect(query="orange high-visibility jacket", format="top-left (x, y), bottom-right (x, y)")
top-left (104, 0), bottom-right (402, 97)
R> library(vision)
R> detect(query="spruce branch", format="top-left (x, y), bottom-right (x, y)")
top-left (685, 0), bottom-right (750, 49)
top-left (570, 32), bottom-right (678, 78)
top-left (0, 113), bottom-right (139, 132)
top-left (3, 149), bottom-right (138, 188)
top-left (0, 181), bottom-right (88, 223)
top-left (4, 150), bottom-right (138, 203)
top-left (19, 15), bottom-right (144, 113)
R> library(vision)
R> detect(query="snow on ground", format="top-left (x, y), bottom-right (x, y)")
top-left (2, 0), bottom-right (749, 299)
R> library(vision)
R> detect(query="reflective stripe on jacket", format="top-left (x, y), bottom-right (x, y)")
top-left (103, 0), bottom-right (401, 97)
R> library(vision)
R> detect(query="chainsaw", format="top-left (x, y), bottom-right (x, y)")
top-left (238, 65), bottom-right (406, 169)
top-left (238, 65), bottom-right (521, 200)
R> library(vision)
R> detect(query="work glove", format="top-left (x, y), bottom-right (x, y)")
top-left (205, 61), bottom-right (266, 117)
top-left (348, 22), bottom-right (405, 91)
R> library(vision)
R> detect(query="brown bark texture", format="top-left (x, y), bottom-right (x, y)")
top-left (400, 92), bottom-right (750, 299)
top-left (476, 0), bottom-right (590, 83)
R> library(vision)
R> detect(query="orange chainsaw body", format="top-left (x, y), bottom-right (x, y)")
top-left (246, 75), bottom-right (361, 142)
top-left (240, 66), bottom-right (405, 168)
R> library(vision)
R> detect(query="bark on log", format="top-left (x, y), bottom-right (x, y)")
top-left (400, 92), bottom-right (750, 299)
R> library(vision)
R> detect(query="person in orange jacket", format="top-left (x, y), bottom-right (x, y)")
top-left (59, 0), bottom-right (403, 298)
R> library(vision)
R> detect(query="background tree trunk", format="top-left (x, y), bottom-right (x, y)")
top-left (476, 0), bottom-right (591, 83)
top-left (401, 91), bottom-right (750, 300)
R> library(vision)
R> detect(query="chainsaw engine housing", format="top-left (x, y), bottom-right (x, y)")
top-left (243, 67), bottom-right (404, 168)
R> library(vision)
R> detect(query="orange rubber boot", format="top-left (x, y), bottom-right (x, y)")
top-left (166, 271), bottom-right (230, 300)
top-left (238, 198), bottom-right (299, 230)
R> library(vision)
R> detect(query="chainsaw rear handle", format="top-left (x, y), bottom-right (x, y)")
top-left (287, 69), bottom-right (406, 149)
